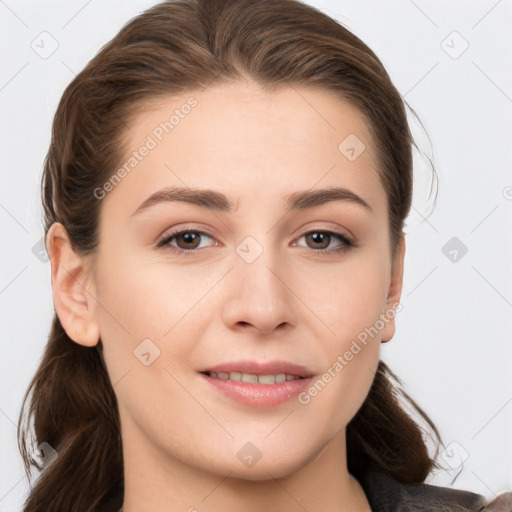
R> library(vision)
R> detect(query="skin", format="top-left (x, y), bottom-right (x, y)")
top-left (47, 80), bottom-right (405, 512)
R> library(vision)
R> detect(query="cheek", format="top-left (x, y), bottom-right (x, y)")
top-left (294, 251), bottom-right (388, 423)
top-left (296, 249), bottom-right (390, 342)
top-left (93, 246), bottom-right (223, 384)
top-left (92, 252), bottom-right (168, 378)
top-left (298, 318), bottom-right (381, 435)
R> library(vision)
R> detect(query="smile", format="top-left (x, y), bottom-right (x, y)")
top-left (204, 371), bottom-right (303, 385)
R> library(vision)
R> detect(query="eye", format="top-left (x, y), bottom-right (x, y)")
top-left (156, 229), bottom-right (218, 253)
top-left (156, 228), bottom-right (355, 256)
top-left (294, 230), bottom-right (355, 255)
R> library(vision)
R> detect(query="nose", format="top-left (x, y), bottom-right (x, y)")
top-left (220, 246), bottom-right (297, 336)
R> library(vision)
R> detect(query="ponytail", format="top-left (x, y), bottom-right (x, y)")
top-left (347, 360), bottom-right (441, 483)
top-left (18, 316), bottom-right (124, 511)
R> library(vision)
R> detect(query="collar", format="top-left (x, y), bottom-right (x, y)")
top-left (358, 468), bottom-right (487, 511)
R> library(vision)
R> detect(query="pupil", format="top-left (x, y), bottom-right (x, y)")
top-left (181, 232), bottom-right (199, 248)
top-left (308, 232), bottom-right (328, 249)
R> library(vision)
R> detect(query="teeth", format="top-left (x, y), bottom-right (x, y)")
top-left (207, 371), bottom-right (302, 384)
top-left (259, 374), bottom-right (281, 384)
top-left (241, 373), bottom-right (258, 383)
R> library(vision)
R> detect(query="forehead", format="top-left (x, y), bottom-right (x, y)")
top-left (102, 80), bottom-right (387, 220)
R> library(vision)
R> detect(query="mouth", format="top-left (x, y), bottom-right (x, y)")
top-left (198, 360), bottom-right (315, 407)
top-left (201, 370), bottom-right (304, 385)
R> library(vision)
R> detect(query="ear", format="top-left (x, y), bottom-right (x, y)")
top-left (380, 233), bottom-right (406, 343)
top-left (46, 222), bottom-right (100, 347)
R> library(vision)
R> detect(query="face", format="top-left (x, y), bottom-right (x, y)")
top-left (59, 80), bottom-right (404, 480)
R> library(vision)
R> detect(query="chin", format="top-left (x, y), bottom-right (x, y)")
top-left (209, 449), bottom-right (314, 482)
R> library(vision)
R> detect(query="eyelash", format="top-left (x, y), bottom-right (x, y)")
top-left (156, 229), bottom-right (356, 256)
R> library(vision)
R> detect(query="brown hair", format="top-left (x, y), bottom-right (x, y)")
top-left (18, 0), bottom-right (443, 510)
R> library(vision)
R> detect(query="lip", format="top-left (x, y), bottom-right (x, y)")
top-left (199, 360), bottom-right (315, 408)
top-left (201, 360), bottom-right (314, 378)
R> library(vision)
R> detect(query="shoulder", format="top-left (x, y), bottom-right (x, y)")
top-left (358, 468), bottom-right (512, 512)
top-left (484, 492), bottom-right (512, 511)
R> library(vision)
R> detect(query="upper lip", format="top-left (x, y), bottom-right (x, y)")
top-left (201, 360), bottom-right (315, 378)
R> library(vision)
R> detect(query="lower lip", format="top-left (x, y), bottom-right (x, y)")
top-left (200, 373), bottom-right (313, 407)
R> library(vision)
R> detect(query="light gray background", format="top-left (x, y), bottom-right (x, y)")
top-left (1, 0), bottom-right (511, 510)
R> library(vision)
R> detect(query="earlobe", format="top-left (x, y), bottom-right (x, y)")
top-left (380, 234), bottom-right (406, 343)
top-left (46, 222), bottom-right (100, 347)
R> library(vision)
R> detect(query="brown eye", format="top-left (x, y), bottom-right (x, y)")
top-left (174, 231), bottom-right (202, 249)
top-left (156, 230), bottom-right (217, 253)
top-left (296, 230), bottom-right (354, 254)
top-left (305, 232), bottom-right (331, 249)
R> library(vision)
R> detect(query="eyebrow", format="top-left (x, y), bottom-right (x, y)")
top-left (130, 185), bottom-right (373, 217)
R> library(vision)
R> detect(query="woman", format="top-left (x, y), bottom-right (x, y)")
top-left (17, 0), bottom-right (511, 510)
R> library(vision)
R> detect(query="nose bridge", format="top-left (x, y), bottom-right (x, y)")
top-left (238, 246), bottom-right (280, 297)
top-left (221, 234), bottom-right (297, 334)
